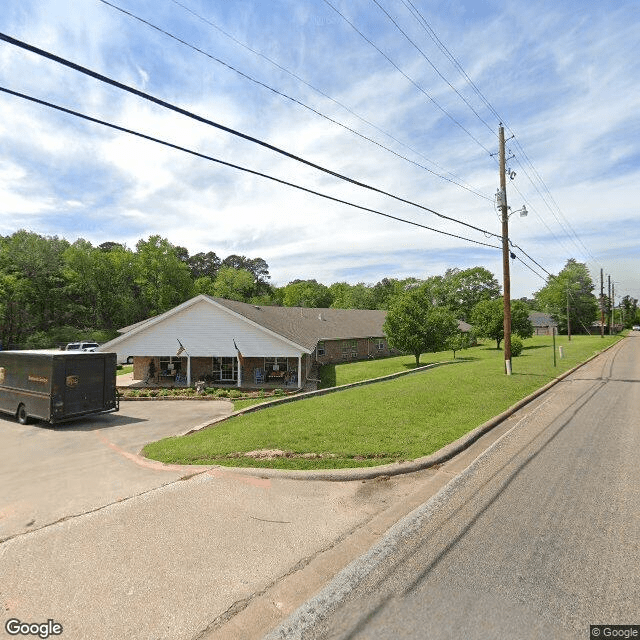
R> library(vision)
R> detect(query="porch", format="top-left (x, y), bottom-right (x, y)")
top-left (130, 354), bottom-right (306, 389)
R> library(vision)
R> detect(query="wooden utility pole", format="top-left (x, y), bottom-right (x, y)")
top-left (612, 282), bottom-right (615, 332)
top-left (567, 286), bottom-right (571, 341)
top-left (608, 275), bottom-right (612, 335)
top-left (499, 124), bottom-right (512, 375)
top-left (600, 268), bottom-right (605, 338)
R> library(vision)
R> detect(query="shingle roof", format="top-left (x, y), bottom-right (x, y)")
top-left (528, 311), bottom-right (557, 327)
top-left (209, 297), bottom-right (387, 351)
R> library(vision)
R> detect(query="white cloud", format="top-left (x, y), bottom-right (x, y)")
top-left (0, 0), bottom-right (638, 300)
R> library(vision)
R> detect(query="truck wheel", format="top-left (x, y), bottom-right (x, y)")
top-left (126, 356), bottom-right (134, 364)
top-left (17, 404), bottom-right (29, 425)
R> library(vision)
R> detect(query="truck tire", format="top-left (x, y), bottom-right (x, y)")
top-left (126, 356), bottom-right (134, 364)
top-left (17, 404), bottom-right (29, 425)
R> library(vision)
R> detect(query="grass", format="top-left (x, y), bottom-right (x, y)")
top-left (319, 351), bottom-right (448, 387)
top-left (142, 334), bottom-right (622, 471)
top-left (117, 365), bottom-right (134, 376)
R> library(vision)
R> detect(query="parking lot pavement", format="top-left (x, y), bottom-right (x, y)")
top-left (0, 400), bottom-right (234, 541)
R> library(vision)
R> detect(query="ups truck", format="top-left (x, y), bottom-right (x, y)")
top-left (0, 350), bottom-right (119, 424)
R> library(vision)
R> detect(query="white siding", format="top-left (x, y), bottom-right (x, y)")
top-left (100, 299), bottom-right (306, 360)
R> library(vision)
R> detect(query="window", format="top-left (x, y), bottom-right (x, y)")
top-left (342, 341), bottom-right (350, 359)
top-left (212, 357), bottom-right (237, 382)
top-left (159, 356), bottom-right (183, 374)
top-left (264, 357), bottom-right (288, 373)
top-left (317, 341), bottom-right (325, 357)
top-left (351, 340), bottom-right (358, 358)
top-left (376, 339), bottom-right (385, 351)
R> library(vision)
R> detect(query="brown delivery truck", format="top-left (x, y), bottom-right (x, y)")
top-left (0, 350), bottom-right (119, 424)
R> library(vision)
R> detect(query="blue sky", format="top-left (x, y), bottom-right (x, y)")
top-left (1, 0), bottom-right (639, 301)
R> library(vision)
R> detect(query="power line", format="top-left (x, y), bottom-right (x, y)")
top-left (400, 0), bottom-right (504, 124)
top-left (320, 0), bottom-right (494, 157)
top-left (396, 2), bottom-right (600, 269)
top-left (97, 0), bottom-right (491, 202)
top-left (370, 0), bottom-right (496, 134)
top-left (0, 31), bottom-right (501, 240)
top-left (166, 0), bottom-right (489, 201)
top-left (0, 84), bottom-right (503, 252)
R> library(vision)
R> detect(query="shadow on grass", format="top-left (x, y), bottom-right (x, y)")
top-left (523, 345), bottom-right (551, 351)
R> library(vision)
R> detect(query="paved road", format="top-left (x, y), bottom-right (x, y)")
top-left (0, 399), bottom-right (234, 541)
top-left (267, 335), bottom-right (640, 640)
top-left (0, 398), bottom-right (444, 640)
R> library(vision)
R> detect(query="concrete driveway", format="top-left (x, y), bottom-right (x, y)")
top-left (0, 399), bottom-right (234, 541)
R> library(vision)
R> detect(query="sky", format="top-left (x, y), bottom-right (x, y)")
top-left (1, 0), bottom-right (639, 301)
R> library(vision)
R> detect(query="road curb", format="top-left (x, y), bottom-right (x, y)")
top-left (153, 340), bottom-right (624, 482)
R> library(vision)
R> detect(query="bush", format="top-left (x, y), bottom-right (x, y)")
top-left (229, 389), bottom-right (242, 398)
top-left (511, 336), bottom-right (524, 357)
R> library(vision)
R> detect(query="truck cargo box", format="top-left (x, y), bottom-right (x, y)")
top-left (0, 350), bottom-right (119, 424)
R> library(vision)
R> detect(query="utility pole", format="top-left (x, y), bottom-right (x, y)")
top-left (600, 268), bottom-right (604, 338)
top-left (498, 124), bottom-right (512, 375)
top-left (608, 275), bottom-right (612, 335)
top-left (612, 282), bottom-right (615, 332)
top-left (567, 285), bottom-right (571, 341)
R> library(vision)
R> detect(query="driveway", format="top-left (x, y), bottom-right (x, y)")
top-left (0, 399), bottom-right (234, 541)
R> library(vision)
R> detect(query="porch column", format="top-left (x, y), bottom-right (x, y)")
top-left (237, 356), bottom-right (242, 388)
top-left (298, 354), bottom-right (302, 387)
top-left (187, 355), bottom-right (191, 386)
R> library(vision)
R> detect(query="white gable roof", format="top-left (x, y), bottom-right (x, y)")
top-left (98, 296), bottom-right (310, 360)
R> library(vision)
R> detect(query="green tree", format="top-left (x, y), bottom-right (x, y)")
top-left (471, 298), bottom-right (533, 349)
top-left (383, 290), bottom-right (458, 365)
top-left (534, 259), bottom-right (598, 334)
top-left (281, 279), bottom-right (333, 308)
top-left (329, 282), bottom-right (375, 309)
top-left (187, 251), bottom-right (221, 280)
top-left (211, 267), bottom-right (255, 302)
top-left (134, 236), bottom-right (194, 316)
top-left (446, 330), bottom-right (474, 359)
top-left (442, 267), bottom-right (501, 321)
top-left (620, 295), bottom-right (638, 328)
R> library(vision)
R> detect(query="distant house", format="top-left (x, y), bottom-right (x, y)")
top-left (529, 312), bottom-right (558, 336)
top-left (98, 295), bottom-right (403, 388)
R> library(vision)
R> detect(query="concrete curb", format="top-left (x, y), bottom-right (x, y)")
top-left (154, 340), bottom-right (624, 482)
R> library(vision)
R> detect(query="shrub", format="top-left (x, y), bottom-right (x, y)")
top-left (511, 336), bottom-right (524, 357)
top-left (229, 389), bottom-right (242, 398)
top-left (216, 389), bottom-right (230, 398)
top-left (273, 388), bottom-right (284, 396)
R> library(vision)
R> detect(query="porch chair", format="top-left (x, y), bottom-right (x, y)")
top-left (254, 368), bottom-right (264, 384)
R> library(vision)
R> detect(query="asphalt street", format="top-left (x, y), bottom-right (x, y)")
top-left (267, 335), bottom-right (640, 640)
top-left (0, 399), bottom-right (234, 541)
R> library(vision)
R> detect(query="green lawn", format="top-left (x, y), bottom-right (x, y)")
top-left (117, 365), bottom-right (134, 376)
top-left (142, 334), bottom-right (622, 470)
top-left (319, 351), bottom-right (448, 387)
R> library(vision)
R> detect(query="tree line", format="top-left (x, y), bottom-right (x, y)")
top-left (1, 230), bottom-right (635, 350)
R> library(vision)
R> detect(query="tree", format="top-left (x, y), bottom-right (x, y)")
top-left (329, 282), bottom-right (375, 309)
top-left (443, 267), bottom-right (501, 321)
top-left (211, 267), bottom-right (255, 302)
top-left (471, 298), bottom-right (533, 349)
top-left (134, 236), bottom-right (194, 316)
top-left (620, 295), bottom-right (638, 328)
top-left (446, 330), bottom-right (474, 359)
top-left (280, 279), bottom-right (333, 308)
top-left (534, 259), bottom-right (598, 334)
top-left (383, 290), bottom-right (458, 365)
top-left (187, 251), bottom-right (221, 280)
